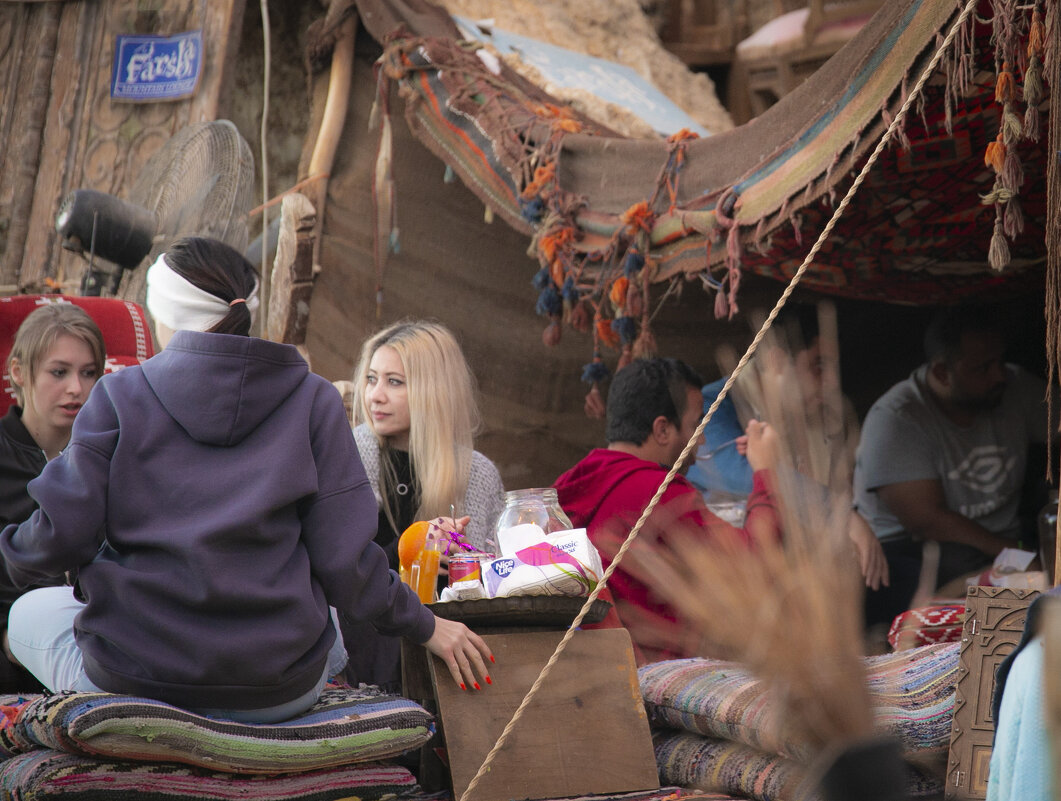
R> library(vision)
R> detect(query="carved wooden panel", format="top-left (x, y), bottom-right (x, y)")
top-left (945, 586), bottom-right (1040, 800)
top-left (0, 0), bottom-right (245, 291)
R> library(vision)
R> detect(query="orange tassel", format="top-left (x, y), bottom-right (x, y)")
top-left (555, 119), bottom-right (583, 134)
top-left (521, 163), bottom-right (556, 200)
top-left (995, 63), bottom-right (1015, 104)
top-left (609, 276), bottom-right (630, 309)
top-left (621, 201), bottom-right (654, 237)
top-left (540, 227), bottom-right (574, 266)
top-left (666, 128), bottom-right (700, 144)
top-left (1028, 9), bottom-right (1044, 58)
top-left (984, 135), bottom-right (1006, 173)
top-left (596, 318), bottom-right (621, 349)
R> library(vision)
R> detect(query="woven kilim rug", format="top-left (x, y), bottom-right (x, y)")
top-left (639, 642), bottom-right (958, 763)
top-left (0, 749), bottom-right (419, 801)
top-left (14, 687), bottom-right (434, 774)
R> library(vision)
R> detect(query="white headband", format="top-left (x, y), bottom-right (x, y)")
top-left (146, 252), bottom-right (259, 334)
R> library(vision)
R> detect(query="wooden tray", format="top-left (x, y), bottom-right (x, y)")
top-left (428, 595), bottom-right (611, 627)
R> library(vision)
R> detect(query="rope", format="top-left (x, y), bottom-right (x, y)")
top-left (456, 1), bottom-right (982, 797)
top-left (259, 0), bottom-right (272, 336)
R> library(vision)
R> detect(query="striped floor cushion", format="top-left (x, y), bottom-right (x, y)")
top-left (15, 687), bottom-right (433, 773)
top-left (0, 749), bottom-right (418, 801)
top-left (639, 642), bottom-right (959, 763)
top-left (654, 730), bottom-right (944, 801)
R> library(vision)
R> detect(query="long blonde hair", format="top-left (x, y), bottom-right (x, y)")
top-left (353, 321), bottom-right (480, 532)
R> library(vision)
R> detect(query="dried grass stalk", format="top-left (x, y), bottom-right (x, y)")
top-left (630, 303), bottom-right (875, 755)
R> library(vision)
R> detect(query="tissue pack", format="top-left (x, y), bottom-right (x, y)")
top-left (481, 525), bottom-right (602, 598)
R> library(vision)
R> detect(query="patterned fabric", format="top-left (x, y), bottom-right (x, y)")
top-left (0, 749), bottom-right (418, 801)
top-left (639, 642), bottom-right (959, 762)
top-left (887, 604), bottom-right (965, 651)
top-left (653, 731), bottom-right (944, 801)
top-left (15, 687), bottom-right (434, 774)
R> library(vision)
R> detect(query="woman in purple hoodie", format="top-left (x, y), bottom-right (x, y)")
top-left (0, 237), bottom-right (492, 722)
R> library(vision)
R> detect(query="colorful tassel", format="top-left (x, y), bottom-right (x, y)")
top-left (609, 276), bottom-right (630, 310)
top-left (542, 319), bottom-right (561, 347)
top-left (995, 62), bottom-right (1015, 104)
top-left (1003, 195), bottom-right (1024, 238)
top-left (531, 267), bottom-right (552, 290)
top-left (988, 215), bottom-right (1011, 271)
top-left (622, 248), bottom-right (645, 276)
top-left (621, 202), bottom-right (654, 237)
top-left (568, 299), bottom-right (592, 333)
top-left (1002, 105), bottom-right (1023, 146)
top-left (536, 285), bottom-right (562, 317)
top-left (632, 325), bottom-right (658, 360)
top-left (984, 134), bottom-right (1006, 173)
top-left (581, 358), bottom-right (610, 384)
top-left (596, 318), bottom-right (621, 349)
top-left (1001, 148), bottom-right (1024, 192)
top-left (611, 316), bottom-right (637, 346)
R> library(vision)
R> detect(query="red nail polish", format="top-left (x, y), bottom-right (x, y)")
top-left (473, 682), bottom-right (481, 691)
top-left (490, 655), bottom-right (495, 663)
top-left (460, 683), bottom-right (466, 691)
top-left (485, 676), bottom-right (492, 685)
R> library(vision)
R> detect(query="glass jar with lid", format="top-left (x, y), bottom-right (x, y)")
top-left (494, 488), bottom-right (573, 538)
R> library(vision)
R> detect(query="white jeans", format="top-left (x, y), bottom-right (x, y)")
top-left (8, 586), bottom-right (348, 723)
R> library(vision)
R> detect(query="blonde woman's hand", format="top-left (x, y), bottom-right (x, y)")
top-left (429, 516), bottom-right (472, 573)
top-left (425, 616), bottom-right (494, 690)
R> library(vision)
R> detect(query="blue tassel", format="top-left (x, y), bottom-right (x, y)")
top-left (622, 249), bottom-right (645, 277)
top-left (519, 196), bottom-right (545, 223)
top-left (443, 165), bottom-right (456, 183)
top-left (581, 360), bottom-right (610, 384)
top-left (389, 228), bottom-right (401, 255)
top-left (561, 276), bottom-right (579, 305)
top-left (531, 267), bottom-right (552, 291)
top-left (536, 285), bottom-right (562, 317)
top-left (611, 316), bottom-right (637, 345)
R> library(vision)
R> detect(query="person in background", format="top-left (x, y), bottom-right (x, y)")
top-left (0, 238), bottom-right (491, 721)
top-left (687, 304), bottom-right (888, 592)
top-left (854, 305), bottom-right (1052, 630)
top-left (346, 320), bottom-right (504, 688)
top-left (553, 357), bottom-right (781, 664)
top-left (0, 303), bottom-right (105, 692)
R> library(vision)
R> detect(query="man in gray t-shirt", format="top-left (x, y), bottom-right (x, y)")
top-left (854, 307), bottom-right (1050, 628)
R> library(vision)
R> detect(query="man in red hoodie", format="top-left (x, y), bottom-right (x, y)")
top-left (554, 357), bottom-right (780, 664)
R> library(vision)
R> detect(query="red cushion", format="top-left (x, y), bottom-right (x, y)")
top-left (0, 296), bottom-right (153, 416)
top-left (887, 604), bottom-right (965, 651)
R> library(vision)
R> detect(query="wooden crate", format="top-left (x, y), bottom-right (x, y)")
top-left (415, 628), bottom-right (659, 801)
top-left (945, 586), bottom-right (1040, 800)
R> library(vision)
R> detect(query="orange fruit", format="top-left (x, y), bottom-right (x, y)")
top-left (398, 521), bottom-right (431, 571)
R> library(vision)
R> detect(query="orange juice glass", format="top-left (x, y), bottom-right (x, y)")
top-left (408, 537), bottom-right (442, 603)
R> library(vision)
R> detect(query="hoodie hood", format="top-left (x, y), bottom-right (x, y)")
top-left (141, 331), bottom-right (309, 446)
top-left (553, 449), bottom-right (674, 525)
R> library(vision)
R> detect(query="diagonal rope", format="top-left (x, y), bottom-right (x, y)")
top-left (457, 1), bottom-right (981, 798)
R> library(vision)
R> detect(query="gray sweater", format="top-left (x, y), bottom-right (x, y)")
top-left (353, 423), bottom-right (505, 552)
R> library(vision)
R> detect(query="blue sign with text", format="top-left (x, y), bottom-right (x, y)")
top-left (112, 30), bottom-right (203, 102)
